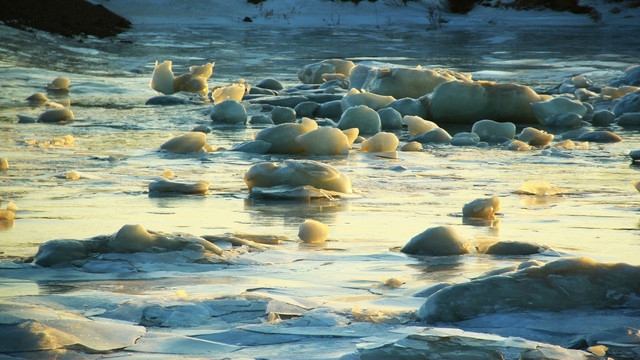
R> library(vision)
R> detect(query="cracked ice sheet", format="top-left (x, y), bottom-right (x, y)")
top-left (125, 331), bottom-right (240, 356)
top-left (454, 309), bottom-right (640, 346)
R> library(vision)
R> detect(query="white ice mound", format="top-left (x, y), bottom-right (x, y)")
top-left (471, 119), bottom-right (516, 142)
top-left (337, 105), bottom-right (381, 135)
top-left (402, 115), bottom-right (438, 137)
top-left (212, 79), bottom-right (247, 104)
top-left (401, 226), bottom-right (469, 256)
top-left (429, 80), bottom-right (542, 124)
top-left (150, 60), bottom-right (215, 95)
top-left (361, 132), bottom-right (399, 153)
top-left (148, 178), bottom-right (210, 195)
top-left (409, 127), bottom-right (452, 144)
top-left (160, 132), bottom-right (207, 154)
top-left (34, 224), bottom-right (223, 266)
top-left (255, 117), bottom-right (318, 154)
top-left (531, 97), bottom-right (587, 125)
top-left (462, 196), bottom-right (500, 220)
top-left (613, 89), bottom-right (640, 116)
top-left (483, 241), bottom-right (548, 255)
top-left (295, 127), bottom-right (349, 156)
top-left (47, 76), bottom-right (70, 91)
top-left (150, 60), bottom-right (175, 94)
top-left (417, 257), bottom-right (640, 323)
top-left (210, 99), bottom-right (247, 124)
top-left (244, 160), bottom-right (352, 195)
top-left (504, 139), bottom-right (532, 151)
top-left (342, 128), bottom-right (359, 146)
top-left (298, 59), bottom-right (355, 84)
top-left (450, 132), bottom-right (480, 146)
top-left (363, 66), bottom-right (472, 99)
top-left (518, 127), bottom-right (554, 147)
top-left (298, 219), bottom-right (330, 243)
top-left (0, 201), bottom-right (17, 223)
top-left (37, 109), bottom-right (74, 123)
top-left (107, 224), bottom-right (159, 252)
top-left (341, 91), bottom-right (396, 111)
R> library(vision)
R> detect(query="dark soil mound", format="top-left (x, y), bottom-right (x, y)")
top-left (0, 0), bottom-right (131, 38)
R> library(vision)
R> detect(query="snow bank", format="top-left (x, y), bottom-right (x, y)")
top-left (90, 0), bottom-right (640, 28)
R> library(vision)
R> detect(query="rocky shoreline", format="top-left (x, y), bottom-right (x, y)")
top-left (0, 0), bottom-right (130, 38)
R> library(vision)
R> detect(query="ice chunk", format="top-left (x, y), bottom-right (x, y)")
top-left (212, 80), bottom-right (248, 104)
top-left (127, 331), bottom-right (239, 355)
top-left (361, 132), bottom-right (399, 153)
top-left (430, 80), bottom-right (542, 124)
top-left (516, 181), bottom-right (564, 196)
top-left (189, 62), bottom-right (215, 78)
top-left (160, 132), bottom-right (206, 154)
top-left (554, 139), bottom-right (588, 150)
top-left (571, 75), bottom-right (592, 88)
top-left (150, 60), bottom-right (175, 94)
top-left (531, 97), bottom-right (588, 125)
top-left (483, 241), bottom-right (548, 255)
top-left (401, 141), bottom-right (423, 151)
top-left (0, 318), bottom-right (144, 353)
top-left (418, 257), bottom-right (640, 322)
top-left (402, 115), bottom-right (438, 137)
top-left (107, 224), bottom-right (157, 252)
top-left (231, 140), bottom-right (272, 154)
top-left (450, 132), bottom-right (480, 146)
top-left (255, 118), bottom-right (318, 154)
top-left (378, 107), bottom-right (403, 130)
top-left (271, 106), bottom-right (296, 124)
top-left (518, 127), bottom-right (554, 147)
top-left (34, 237), bottom-right (107, 267)
top-left (519, 346), bottom-right (600, 360)
top-left (162, 168), bottom-right (175, 179)
top-left (26, 92), bottom-right (48, 106)
top-left (401, 226), bottom-right (469, 256)
top-left (613, 88), bottom-right (640, 116)
top-left (385, 98), bottom-right (427, 118)
top-left (576, 130), bottom-right (622, 143)
top-left (341, 92), bottom-right (396, 111)
top-left (602, 85), bottom-right (639, 99)
top-left (298, 219), bottom-right (330, 243)
top-left (342, 128), bottom-right (359, 146)
top-left (210, 99), bottom-right (247, 124)
top-left (462, 196), bottom-right (500, 220)
top-left (337, 105), bottom-right (381, 135)
top-left (471, 119), bottom-right (516, 142)
top-left (298, 59), bottom-right (354, 84)
top-left (244, 160), bottom-right (352, 195)
top-left (37, 109), bottom-right (74, 123)
top-left (1, 201), bottom-right (17, 221)
top-left (173, 73), bottom-right (208, 94)
top-left (148, 178), bottom-right (210, 195)
top-left (364, 66), bottom-right (472, 99)
top-left (409, 127), bottom-right (452, 144)
top-left (504, 139), bottom-right (531, 151)
top-left (47, 76), bottom-right (70, 91)
top-left (295, 127), bottom-right (349, 156)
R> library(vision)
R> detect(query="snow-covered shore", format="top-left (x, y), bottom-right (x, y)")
top-left (91, 0), bottom-right (640, 28)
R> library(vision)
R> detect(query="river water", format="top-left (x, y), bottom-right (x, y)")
top-left (0, 22), bottom-right (639, 359)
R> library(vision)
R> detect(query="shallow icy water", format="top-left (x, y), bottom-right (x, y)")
top-left (1, 22), bottom-right (640, 359)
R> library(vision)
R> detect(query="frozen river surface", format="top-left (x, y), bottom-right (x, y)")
top-left (1, 22), bottom-right (640, 359)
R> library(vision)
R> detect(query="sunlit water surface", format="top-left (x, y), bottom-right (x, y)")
top-left (0, 22), bottom-right (639, 358)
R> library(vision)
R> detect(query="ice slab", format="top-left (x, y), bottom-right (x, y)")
top-left (126, 331), bottom-right (239, 355)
